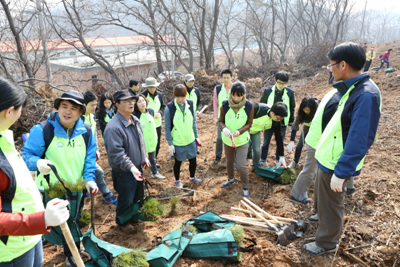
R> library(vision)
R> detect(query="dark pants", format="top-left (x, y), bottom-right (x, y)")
top-left (364, 60), bottom-right (372, 72)
top-left (64, 242), bottom-right (81, 258)
top-left (174, 157), bottom-right (197, 180)
top-left (328, 72), bottom-right (334, 84)
top-left (156, 126), bottom-right (161, 157)
top-left (0, 240), bottom-right (43, 267)
top-left (293, 130), bottom-right (308, 163)
top-left (112, 169), bottom-right (144, 226)
top-left (261, 125), bottom-right (286, 162)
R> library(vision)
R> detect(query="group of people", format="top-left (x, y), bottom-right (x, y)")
top-left (0, 41), bottom-right (381, 266)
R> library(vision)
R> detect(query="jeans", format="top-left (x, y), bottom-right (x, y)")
top-left (0, 239), bottom-right (43, 267)
top-left (250, 132), bottom-right (261, 169)
top-left (95, 163), bottom-right (112, 198)
top-left (215, 125), bottom-right (223, 159)
top-left (111, 169), bottom-right (144, 226)
top-left (261, 125), bottom-right (286, 162)
top-left (378, 59), bottom-right (389, 70)
top-left (148, 151), bottom-right (158, 175)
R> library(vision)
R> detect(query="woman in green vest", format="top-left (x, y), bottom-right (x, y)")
top-left (97, 92), bottom-right (115, 136)
top-left (0, 77), bottom-right (69, 266)
top-left (133, 95), bottom-right (165, 179)
top-left (164, 84), bottom-right (202, 188)
top-left (219, 82), bottom-right (254, 198)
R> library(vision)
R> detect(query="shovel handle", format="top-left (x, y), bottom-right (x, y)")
top-left (240, 200), bottom-right (277, 230)
top-left (91, 194), bottom-right (95, 235)
top-left (242, 198), bottom-right (281, 225)
top-left (60, 222), bottom-right (85, 267)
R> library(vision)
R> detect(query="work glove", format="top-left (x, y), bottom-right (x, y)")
top-left (287, 141), bottom-right (295, 154)
top-left (222, 127), bottom-right (232, 138)
top-left (286, 125), bottom-right (292, 134)
top-left (214, 118), bottom-right (219, 124)
top-left (144, 157), bottom-right (151, 169)
top-left (96, 151), bottom-right (100, 161)
top-left (330, 174), bottom-right (345, 192)
top-left (154, 112), bottom-right (161, 120)
top-left (36, 159), bottom-right (53, 175)
top-left (86, 181), bottom-right (98, 194)
top-left (195, 138), bottom-right (202, 147)
top-left (276, 156), bottom-right (287, 168)
top-left (168, 145), bottom-right (175, 156)
top-left (44, 198), bottom-right (70, 227)
top-left (130, 166), bottom-right (143, 181)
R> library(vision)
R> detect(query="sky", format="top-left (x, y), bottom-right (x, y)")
top-left (354, 0), bottom-right (400, 14)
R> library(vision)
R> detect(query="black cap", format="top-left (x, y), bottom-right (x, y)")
top-left (113, 90), bottom-right (137, 102)
top-left (54, 90), bottom-right (86, 114)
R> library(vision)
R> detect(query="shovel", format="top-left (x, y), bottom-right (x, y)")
top-left (272, 215), bottom-right (307, 237)
top-left (90, 194), bottom-right (95, 235)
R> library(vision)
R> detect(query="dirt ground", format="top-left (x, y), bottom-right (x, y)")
top-left (43, 42), bottom-right (400, 266)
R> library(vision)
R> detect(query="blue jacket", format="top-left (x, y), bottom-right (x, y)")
top-left (21, 112), bottom-right (96, 182)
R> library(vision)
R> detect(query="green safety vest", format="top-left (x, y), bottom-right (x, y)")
top-left (170, 99), bottom-right (195, 146)
top-left (305, 89), bottom-right (338, 149)
top-left (139, 111), bottom-right (158, 153)
top-left (36, 134), bottom-right (87, 191)
top-left (146, 94), bottom-right (162, 127)
top-left (187, 88), bottom-right (199, 112)
top-left (104, 114), bottom-right (111, 123)
top-left (314, 83), bottom-right (382, 172)
top-left (221, 102), bottom-right (251, 147)
top-left (249, 113), bottom-right (273, 134)
top-left (217, 84), bottom-right (230, 118)
top-left (266, 85), bottom-right (291, 126)
top-left (0, 130), bottom-right (44, 263)
top-left (304, 121), bottom-right (312, 127)
top-left (84, 114), bottom-right (97, 142)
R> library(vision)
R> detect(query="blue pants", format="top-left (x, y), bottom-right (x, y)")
top-left (148, 151), bottom-right (158, 175)
top-left (378, 59), bottom-right (389, 70)
top-left (0, 239), bottom-right (43, 267)
top-left (95, 163), bottom-right (112, 198)
top-left (261, 125), bottom-right (286, 161)
top-left (250, 132), bottom-right (261, 169)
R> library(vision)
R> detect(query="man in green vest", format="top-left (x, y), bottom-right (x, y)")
top-left (260, 71), bottom-right (295, 167)
top-left (184, 74), bottom-right (202, 113)
top-left (303, 42), bottom-right (381, 255)
top-left (212, 69), bottom-right (233, 164)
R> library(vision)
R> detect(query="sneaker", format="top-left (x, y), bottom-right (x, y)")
top-left (119, 223), bottom-right (135, 234)
top-left (260, 161), bottom-right (268, 167)
top-left (66, 256), bottom-right (77, 267)
top-left (175, 180), bottom-right (183, 188)
top-left (308, 214), bottom-right (319, 222)
top-left (85, 193), bottom-right (91, 199)
top-left (221, 179), bottom-right (235, 188)
top-left (346, 188), bottom-right (356, 194)
top-left (189, 176), bottom-right (202, 183)
top-left (290, 196), bottom-right (312, 205)
top-left (156, 164), bottom-right (161, 168)
top-left (104, 195), bottom-right (118, 205)
top-left (288, 161), bottom-right (297, 168)
top-left (242, 188), bottom-right (250, 198)
top-left (303, 242), bottom-right (337, 255)
top-left (152, 172), bottom-right (165, 179)
top-left (213, 156), bottom-right (221, 165)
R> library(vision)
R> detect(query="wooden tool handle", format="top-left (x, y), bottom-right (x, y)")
top-left (91, 194), bottom-right (95, 235)
top-left (240, 200), bottom-right (276, 229)
top-left (60, 222), bottom-right (85, 267)
top-left (243, 197), bottom-right (280, 224)
top-left (198, 105), bottom-right (208, 114)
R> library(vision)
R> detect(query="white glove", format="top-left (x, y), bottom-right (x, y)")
top-left (222, 127), bottom-right (232, 138)
top-left (214, 118), bottom-right (219, 123)
top-left (287, 141), bottom-right (295, 154)
top-left (96, 151), bottom-right (100, 160)
top-left (195, 138), bottom-right (202, 146)
top-left (130, 166), bottom-right (143, 181)
top-left (286, 125), bottom-right (292, 134)
top-left (145, 157), bottom-right (151, 167)
top-left (330, 174), bottom-right (345, 192)
top-left (168, 145), bottom-right (175, 156)
top-left (44, 198), bottom-right (70, 227)
top-left (86, 181), bottom-right (98, 194)
top-left (277, 156), bottom-right (287, 168)
top-left (36, 159), bottom-right (53, 175)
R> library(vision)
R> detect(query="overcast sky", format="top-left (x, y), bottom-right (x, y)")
top-left (354, 0), bottom-right (400, 14)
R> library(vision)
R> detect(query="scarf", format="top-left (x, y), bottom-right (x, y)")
top-left (228, 94), bottom-right (246, 114)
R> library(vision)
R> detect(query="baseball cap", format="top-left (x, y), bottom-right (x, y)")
top-left (54, 90), bottom-right (86, 114)
top-left (113, 90), bottom-right (136, 102)
top-left (185, 74), bottom-right (195, 81)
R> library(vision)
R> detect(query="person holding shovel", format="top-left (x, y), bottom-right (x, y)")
top-left (219, 82), bottom-right (254, 198)
top-left (303, 42), bottom-right (381, 255)
top-left (0, 77), bottom-right (70, 266)
top-left (165, 84), bottom-right (202, 188)
top-left (22, 90), bottom-right (98, 267)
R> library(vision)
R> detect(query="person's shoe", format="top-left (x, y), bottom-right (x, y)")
top-left (66, 256), bottom-right (77, 267)
top-left (85, 193), bottom-right (91, 199)
top-left (152, 172), bottom-right (165, 179)
top-left (308, 214), bottom-right (319, 222)
top-left (104, 195), bottom-right (118, 205)
top-left (119, 223), bottom-right (135, 234)
top-left (288, 161), bottom-right (297, 168)
top-left (221, 179), bottom-right (235, 188)
top-left (156, 164), bottom-right (161, 168)
top-left (303, 242), bottom-right (337, 255)
top-left (189, 176), bottom-right (202, 183)
top-left (175, 180), bottom-right (183, 188)
top-left (243, 188), bottom-right (250, 198)
top-left (290, 196), bottom-right (312, 205)
top-left (346, 188), bottom-right (356, 194)
top-left (260, 161), bottom-right (268, 167)
top-left (213, 156), bottom-right (221, 165)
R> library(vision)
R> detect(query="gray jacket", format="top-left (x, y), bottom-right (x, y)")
top-left (104, 112), bottom-right (146, 172)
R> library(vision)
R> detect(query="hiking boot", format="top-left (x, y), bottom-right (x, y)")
top-left (303, 242), bottom-right (337, 255)
top-left (221, 179), bottom-right (235, 188)
top-left (346, 188), bottom-right (356, 194)
top-left (260, 161), bottom-right (268, 167)
top-left (189, 176), bottom-right (202, 183)
top-left (119, 223), bottom-right (135, 234)
top-left (213, 156), bottom-right (221, 165)
top-left (288, 161), bottom-right (297, 168)
top-left (66, 256), bottom-right (77, 267)
top-left (152, 172), bottom-right (165, 179)
top-left (175, 180), bottom-right (183, 188)
top-left (290, 195), bottom-right (311, 205)
top-left (308, 214), bottom-right (319, 222)
top-left (104, 195), bottom-right (118, 205)
top-left (242, 188), bottom-right (250, 198)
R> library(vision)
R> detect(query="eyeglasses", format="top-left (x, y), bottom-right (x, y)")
top-left (327, 62), bottom-right (341, 69)
top-left (121, 99), bottom-right (136, 104)
top-left (276, 81), bottom-right (287, 85)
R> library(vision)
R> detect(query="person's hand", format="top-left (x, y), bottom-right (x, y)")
top-left (86, 181), bottom-right (98, 194)
top-left (233, 130), bottom-right (240, 137)
top-left (196, 111), bottom-right (200, 116)
top-left (168, 145), bottom-right (175, 156)
top-left (214, 118), bottom-right (219, 125)
top-left (277, 156), bottom-right (287, 168)
top-left (286, 125), bottom-right (292, 134)
top-left (154, 112), bottom-right (161, 120)
top-left (96, 151), bottom-right (100, 161)
top-left (287, 141), bottom-right (295, 154)
top-left (130, 166), bottom-right (143, 181)
top-left (222, 127), bottom-right (232, 137)
top-left (330, 174), bottom-right (345, 192)
top-left (195, 138), bottom-right (202, 147)
top-left (144, 158), bottom-right (151, 169)
top-left (44, 198), bottom-right (70, 227)
top-left (36, 159), bottom-right (53, 175)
